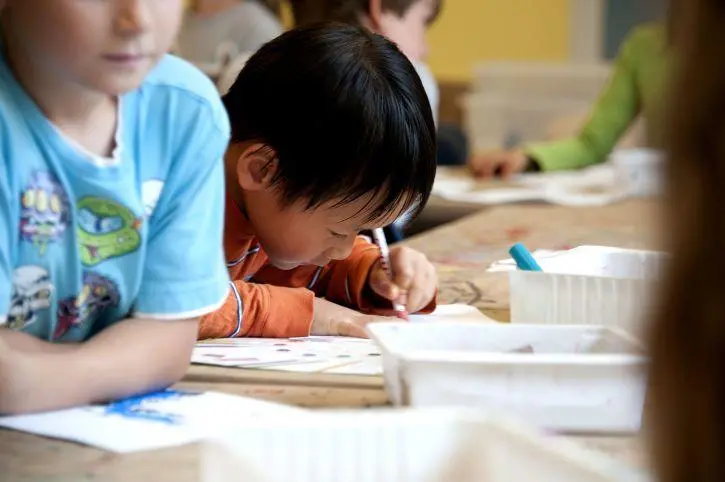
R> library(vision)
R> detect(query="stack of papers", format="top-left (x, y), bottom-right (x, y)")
top-left (432, 164), bottom-right (628, 206)
top-left (192, 304), bottom-right (490, 376)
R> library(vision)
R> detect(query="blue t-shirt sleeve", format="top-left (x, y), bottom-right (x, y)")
top-left (132, 107), bottom-right (231, 319)
top-left (0, 157), bottom-right (12, 324)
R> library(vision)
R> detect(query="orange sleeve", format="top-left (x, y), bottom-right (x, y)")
top-left (253, 237), bottom-right (437, 315)
top-left (325, 237), bottom-right (437, 315)
top-left (198, 281), bottom-right (314, 339)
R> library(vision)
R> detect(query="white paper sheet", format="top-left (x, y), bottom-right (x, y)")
top-left (432, 164), bottom-right (628, 206)
top-left (0, 389), bottom-right (302, 453)
top-left (193, 304), bottom-right (488, 376)
top-left (410, 303), bottom-right (485, 322)
top-left (193, 336), bottom-right (384, 375)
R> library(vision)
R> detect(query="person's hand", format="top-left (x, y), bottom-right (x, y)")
top-left (368, 246), bottom-right (437, 313)
top-left (310, 298), bottom-right (394, 338)
top-left (469, 149), bottom-right (529, 179)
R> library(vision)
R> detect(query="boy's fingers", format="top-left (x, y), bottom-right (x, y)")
top-left (499, 161), bottom-right (515, 180)
top-left (369, 266), bottom-right (400, 300)
top-left (389, 251), bottom-right (415, 290)
top-left (407, 284), bottom-right (436, 313)
top-left (471, 154), bottom-right (498, 178)
top-left (406, 286), bottom-right (426, 312)
top-left (392, 269), bottom-right (413, 292)
top-left (337, 315), bottom-right (392, 338)
top-left (403, 267), bottom-right (437, 312)
top-left (337, 320), bottom-right (369, 338)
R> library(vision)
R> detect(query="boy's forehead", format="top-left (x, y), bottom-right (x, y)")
top-left (323, 194), bottom-right (411, 228)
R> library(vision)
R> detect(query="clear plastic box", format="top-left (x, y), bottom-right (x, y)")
top-left (367, 323), bottom-right (647, 433)
top-left (509, 246), bottom-right (667, 336)
top-left (203, 409), bottom-right (649, 482)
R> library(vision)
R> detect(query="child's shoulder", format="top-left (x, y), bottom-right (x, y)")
top-left (139, 54), bottom-right (228, 131)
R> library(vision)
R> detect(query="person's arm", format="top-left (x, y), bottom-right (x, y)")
top-left (253, 237), bottom-right (437, 315)
top-left (0, 93), bottom-right (231, 414)
top-left (0, 154), bottom-right (11, 330)
top-left (198, 281), bottom-right (314, 339)
top-left (0, 317), bottom-right (197, 414)
top-left (525, 28), bottom-right (647, 171)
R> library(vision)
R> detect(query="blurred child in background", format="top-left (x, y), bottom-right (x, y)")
top-left (470, 19), bottom-right (670, 178)
top-left (290, 0), bottom-right (468, 169)
top-left (176, 0), bottom-right (283, 78)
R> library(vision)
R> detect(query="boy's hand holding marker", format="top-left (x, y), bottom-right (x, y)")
top-left (368, 245), bottom-right (438, 316)
top-left (309, 231), bottom-right (437, 338)
top-left (310, 242), bottom-right (437, 338)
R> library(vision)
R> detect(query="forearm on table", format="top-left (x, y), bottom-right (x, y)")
top-left (0, 329), bottom-right (78, 353)
top-left (199, 281), bottom-right (314, 339)
top-left (0, 317), bottom-right (198, 414)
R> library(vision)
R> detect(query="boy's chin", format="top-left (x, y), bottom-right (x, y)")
top-left (270, 259), bottom-right (325, 271)
top-left (270, 259), bottom-right (302, 271)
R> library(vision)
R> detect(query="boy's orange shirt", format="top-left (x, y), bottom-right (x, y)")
top-left (198, 194), bottom-right (436, 339)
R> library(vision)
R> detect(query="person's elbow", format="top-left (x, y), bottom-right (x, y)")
top-left (121, 316), bottom-right (200, 391)
top-left (156, 318), bottom-right (200, 386)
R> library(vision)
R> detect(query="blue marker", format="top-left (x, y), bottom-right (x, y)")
top-left (509, 243), bottom-right (543, 271)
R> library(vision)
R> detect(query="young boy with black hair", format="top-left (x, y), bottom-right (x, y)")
top-left (0, 0), bottom-right (229, 413)
top-left (199, 24), bottom-right (439, 339)
top-left (289, 0), bottom-right (467, 242)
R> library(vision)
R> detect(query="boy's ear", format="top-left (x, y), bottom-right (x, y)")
top-left (367, 0), bottom-right (384, 30)
top-left (234, 143), bottom-right (279, 192)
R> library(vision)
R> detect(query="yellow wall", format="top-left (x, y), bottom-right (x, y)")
top-left (427, 0), bottom-right (570, 82)
top-left (186, 1), bottom-right (570, 83)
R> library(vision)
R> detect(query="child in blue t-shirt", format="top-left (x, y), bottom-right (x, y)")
top-left (0, 0), bottom-right (230, 413)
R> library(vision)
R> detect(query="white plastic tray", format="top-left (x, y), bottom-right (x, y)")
top-left (508, 246), bottom-right (667, 336)
top-left (367, 323), bottom-right (647, 433)
top-left (203, 409), bottom-right (649, 482)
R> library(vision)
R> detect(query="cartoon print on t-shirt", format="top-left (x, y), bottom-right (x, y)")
top-left (8, 266), bottom-right (53, 331)
top-left (141, 179), bottom-right (164, 219)
top-left (20, 171), bottom-right (70, 255)
top-left (55, 271), bottom-right (120, 339)
top-left (77, 196), bottom-right (142, 267)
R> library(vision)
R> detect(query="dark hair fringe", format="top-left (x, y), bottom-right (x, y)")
top-left (222, 23), bottom-right (436, 224)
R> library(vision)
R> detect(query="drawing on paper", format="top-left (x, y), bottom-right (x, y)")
top-left (102, 389), bottom-right (202, 425)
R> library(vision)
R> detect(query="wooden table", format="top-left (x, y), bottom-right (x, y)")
top-left (0, 198), bottom-right (661, 481)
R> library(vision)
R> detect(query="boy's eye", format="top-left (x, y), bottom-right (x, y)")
top-left (329, 230), bottom-right (347, 240)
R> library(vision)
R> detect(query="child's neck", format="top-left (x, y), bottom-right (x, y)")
top-left (194, 0), bottom-right (239, 15)
top-left (4, 38), bottom-right (118, 157)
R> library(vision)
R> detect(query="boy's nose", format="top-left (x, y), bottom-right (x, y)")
top-left (115, 0), bottom-right (151, 36)
top-left (327, 239), bottom-right (355, 262)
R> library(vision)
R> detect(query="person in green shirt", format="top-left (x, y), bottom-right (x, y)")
top-left (469, 23), bottom-right (668, 178)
